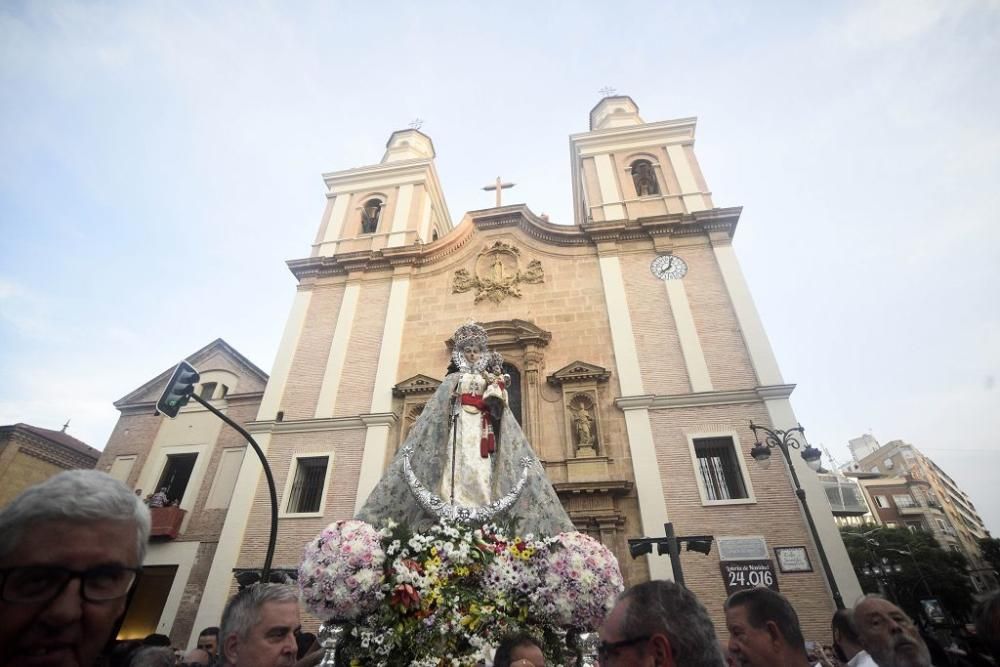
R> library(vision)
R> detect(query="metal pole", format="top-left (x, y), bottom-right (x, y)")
top-left (190, 392), bottom-right (278, 582)
top-left (665, 522), bottom-right (685, 587)
top-left (776, 438), bottom-right (845, 609)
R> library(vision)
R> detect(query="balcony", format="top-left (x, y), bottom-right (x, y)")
top-left (149, 506), bottom-right (187, 540)
top-left (823, 480), bottom-right (871, 515)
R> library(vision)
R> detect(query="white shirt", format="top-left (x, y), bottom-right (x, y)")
top-left (847, 650), bottom-right (878, 667)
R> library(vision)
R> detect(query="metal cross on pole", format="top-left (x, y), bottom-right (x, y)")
top-left (482, 176), bottom-right (515, 207)
top-left (408, 118), bottom-right (424, 130)
top-left (599, 86), bottom-right (617, 97)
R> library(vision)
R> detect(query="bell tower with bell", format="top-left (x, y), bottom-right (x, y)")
top-left (570, 94), bottom-right (714, 225)
top-left (313, 125), bottom-right (452, 257)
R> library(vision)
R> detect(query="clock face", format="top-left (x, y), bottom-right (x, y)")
top-left (651, 254), bottom-right (688, 280)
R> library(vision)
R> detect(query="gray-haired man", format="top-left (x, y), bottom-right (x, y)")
top-left (220, 583), bottom-right (301, 667)
top-left (598, 579), bottom-right (724, 666)
top-left (853, 596), bottom-right (932, 667)
top-left (0, 469), bottom-right (150, 667)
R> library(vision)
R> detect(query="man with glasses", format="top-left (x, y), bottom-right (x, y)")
top-left (0, 469), bottom-right (150, 667)
top-left (597, 579), bottom-right (725, 666)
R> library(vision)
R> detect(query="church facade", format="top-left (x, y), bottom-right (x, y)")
top-left (192, 96), bottom-right (861, 641)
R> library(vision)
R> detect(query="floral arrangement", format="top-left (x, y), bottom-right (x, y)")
top-left (298, 519), bottom-right (387, 621)
top-left (533, 531), bottom-right (625, 630)
top-left (300, 519), bottom-right (623, 666)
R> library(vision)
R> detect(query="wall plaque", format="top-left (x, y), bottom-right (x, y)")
top-left (717, 536), bottom-right (768, 561)
top-left (720, 560), bottom-right (780, 595)
top-left (774, 546), bottom-right (813, 573)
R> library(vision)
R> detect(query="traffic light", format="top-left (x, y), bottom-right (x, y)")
top-left (156, 361), bottom-right (200, 418)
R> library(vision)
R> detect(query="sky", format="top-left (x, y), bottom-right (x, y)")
top-left (1, 2), bottom-right (998, 533)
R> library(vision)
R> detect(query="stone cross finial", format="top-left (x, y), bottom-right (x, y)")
top-left (482, 176), bottom-right (515, 207)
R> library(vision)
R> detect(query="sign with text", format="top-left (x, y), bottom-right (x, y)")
top-left (720, 559), bottom-right (780, 595)
top-left (775, 547), bottom-right (813, 573)
top-left (717, 536), bottom-right (768, 561)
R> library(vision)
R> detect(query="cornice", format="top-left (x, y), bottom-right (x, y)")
top-left (246, 412), bottom-right (397, 435)
top-left (614, 384), bottom-right (796, 411)
top-left (322, 158), bottom-right (433, 188)
top-left (570, 117), bottom-right (698, 147)
top-left (116, 392), bottom-right (264, 415)
top-left (289, 204), bottom-right (740, 281)
top-left (553, 479), bottom-right (632, 496)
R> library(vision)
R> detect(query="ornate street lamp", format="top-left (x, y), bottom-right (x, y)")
top-left (748, 421), bottom-right (844, 609)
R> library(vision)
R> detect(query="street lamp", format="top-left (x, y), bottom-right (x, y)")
top-left (748, 421), bottom-right (844, 609)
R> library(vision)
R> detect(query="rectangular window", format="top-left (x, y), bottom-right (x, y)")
top-left (873, 495), bottom-right (889, 509)
top-left (693, 437), bottom-right (748, 502)
top-left (286, 456), bottom-right (329, 514)
top-left (200, 382), bottom-right (217, 400)
top-left (156, 453), bottom-right (198, 505)
top-left (893, 494), bottom-right (917, 508)
top-left (206, 447), bottom-right (246, 509)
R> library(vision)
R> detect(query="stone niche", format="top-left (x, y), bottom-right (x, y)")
top-left (391, 374), bottom-right (441, 454)
top-left (546, 360), bottom-right (612, 483)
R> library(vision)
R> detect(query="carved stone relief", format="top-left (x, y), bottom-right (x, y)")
top-left (452, 240), bottom-right (544, 303)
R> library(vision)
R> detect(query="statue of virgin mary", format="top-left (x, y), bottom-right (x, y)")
top-left (355, 322), bottom-right (574, 536)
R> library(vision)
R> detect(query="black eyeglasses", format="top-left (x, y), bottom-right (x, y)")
top-left (0, 565), bottom-right (141, 603)
top-left (597, 635), bottom-right (652, 661)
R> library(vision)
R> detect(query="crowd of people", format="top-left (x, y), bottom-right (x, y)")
top-left (1, 469), bottom-right (998, 667)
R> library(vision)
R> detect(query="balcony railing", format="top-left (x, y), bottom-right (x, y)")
top-left (149, 506), bottom-right (186, 540)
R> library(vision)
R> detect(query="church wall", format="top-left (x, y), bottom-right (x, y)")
top-left (394, 227), bottom-right (627, 456)
top-left (684, 144), bottom-right (714, 208)
top-left (280, 283), bottom-right (347, 420)
top-left (333, 278), bottom-right (393, 417)
top-left (681, 244), bottom-right (760, 390)
top-left (237, 428), bottom-right (366, 570)
top-left (618, 248), bottom-right (692, 396)
top-left (648, 404), bottom-right (834, 645)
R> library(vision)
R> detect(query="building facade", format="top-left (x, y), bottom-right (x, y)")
top-left (0, 422), bottom-right (100, 507)
top-left (95, 339), bottom-right (268, 645)
top-left (853, 439), bottom-right (996, 592)
top-left (187, 96), bottom-right (861, 643)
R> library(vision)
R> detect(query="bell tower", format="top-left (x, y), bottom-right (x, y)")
top-left (570, 95), bottom-right (714, 225)
top-left (312, 128), bottom-right (452, 257)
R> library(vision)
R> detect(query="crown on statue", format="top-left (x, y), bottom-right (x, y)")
top-left (452, 322), bottom-right (488, 350)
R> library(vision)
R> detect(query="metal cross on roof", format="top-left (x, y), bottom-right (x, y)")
top-left (408, 118), bottom-right (424, 130)
top-left (482, 176), bottom-right (515, 207)
top-left (599, 86), bottom-right (617, 98)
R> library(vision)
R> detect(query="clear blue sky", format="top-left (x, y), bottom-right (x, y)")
top-left (2, 2), bottom-right (998, 532)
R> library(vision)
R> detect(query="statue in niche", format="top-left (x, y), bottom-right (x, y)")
top-left (491, 255), bottom-right (506, 282)
top-left (573, 406), bottom-right (595, 449)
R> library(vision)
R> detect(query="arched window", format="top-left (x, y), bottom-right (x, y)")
top-left (631, 159), bottom-right (659, 196)
top-left (361, 198), bottom-right (383, 234)
top-left (431, 229), bottom-right (439, 242)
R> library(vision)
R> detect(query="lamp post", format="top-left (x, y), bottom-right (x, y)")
top-left (860, 556), bottom-right (904, 600)
top-left (748, 421), bottom-right (844, 609)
